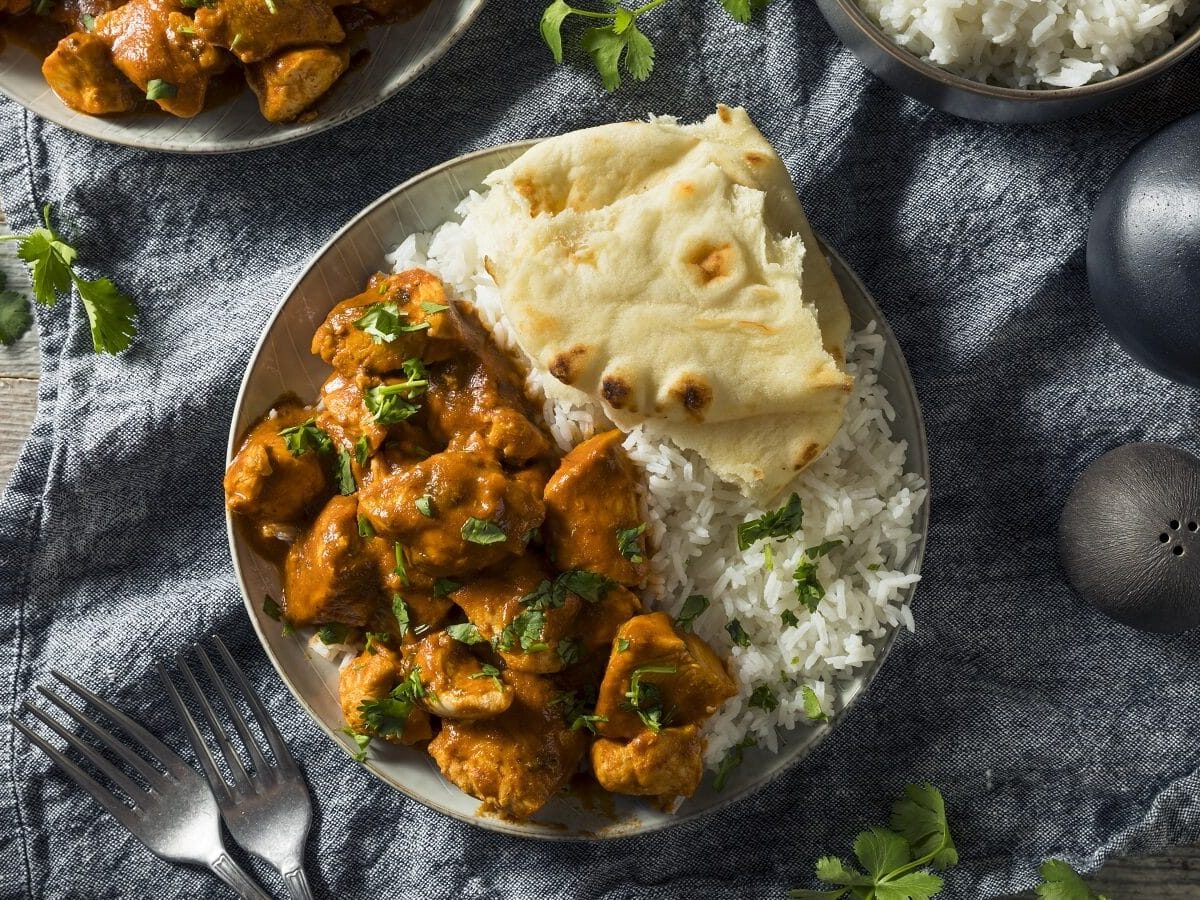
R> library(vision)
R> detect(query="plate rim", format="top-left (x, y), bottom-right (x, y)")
top-left (225, 139), bottom-right (932, 839)
top-left (0, 0), bottom-right (488, 154)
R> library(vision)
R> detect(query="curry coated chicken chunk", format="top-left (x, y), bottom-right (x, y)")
top-left (339, 644), bottom-right (432, 745)
top-left (223, 401), bottom-right (332, 541)
top-left (357, 449), bottom-right (545, 576)
top-left (428, 671), bottom-right (588, 820)
top-left (311, 269), bottom-right (462, 377)
top-left (96, 0), bottom-right (226, 117)
top-left (282, 495), bottom-right (383, 627)
top-left (246, 44), bottom-right (349, 123)
top-left (543, 429), bottom-right (648, 586)
top-left (591, 725), bottom-right (705, 799)
top-left (594, 612), bottom-right (736, 740)
top-left (41, 32), bottom-right (138, 115)
top-left (449, 556), bottom-right (583, 674)
top-left (406, 631), bottom-right (512, 720)
top-left (193, 0), bottom-right (343, 64)
top-left (423, 313), bottom-right (553, 466)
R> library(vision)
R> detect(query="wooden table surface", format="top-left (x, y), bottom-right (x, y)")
top-left (1, 208), bottom-right (1197, 899)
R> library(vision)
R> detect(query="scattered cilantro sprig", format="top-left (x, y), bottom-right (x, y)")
top-left (788, 784), bottom-right (957, 900)
top-left (1036, 860), bottom-right (1109, 900)
top-left (0, 205), bottom-right (136, 354)
top-left (737, 493), bottom-right (803, 551)
top-left (0, 272), bottom-right (32, 347)
top-left (540, 0), bottom-right (771, 90)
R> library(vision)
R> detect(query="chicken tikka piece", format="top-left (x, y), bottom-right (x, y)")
top-left (544, 429), bottom-right (650, 586)
top-left (427, 670), bottom-right (589, 821)
top-left (223, 267), bottom-right (738, 821)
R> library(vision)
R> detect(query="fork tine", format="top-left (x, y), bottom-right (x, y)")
top-left (22, 702), bottom-right (148, 801)
top-left (211, 636), bottom-right (298, 773)
top-left (11, 716), bottom-right (139, 830)
top-left (37, 686), bottom-right (170, 790)
top-left (193, 643), bottom-right (271, 780)
top-left (175, 649), bottom-right (253, 794)
top-left (156, 663), bottom-right (231, 805)
top-left (51, 671), bottom-right (187, 777)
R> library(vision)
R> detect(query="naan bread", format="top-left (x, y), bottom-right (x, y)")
top-left (470, 105), bottom-right (853, 502)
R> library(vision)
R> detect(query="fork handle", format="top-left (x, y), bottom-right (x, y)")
top-left (208, 851), bottom-right (273, 900)
top-left (282, 866), bottom-right (315, 900)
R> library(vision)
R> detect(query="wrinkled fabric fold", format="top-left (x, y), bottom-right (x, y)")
top-left (2, 2), bottom-right (1200, 897)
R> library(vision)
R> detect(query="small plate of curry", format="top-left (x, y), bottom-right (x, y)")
top-left (0, 0), bottom-right (484, 151)
top-left (223, 141), bottom-right (929, 837)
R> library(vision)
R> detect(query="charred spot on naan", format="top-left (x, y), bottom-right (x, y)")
top-left (513, 174), bottom-right (565, 217)
top-left (548, 344), bottom-right (590, 385)
top-left (601, 372), bottom-right (636, 411)
top-left (685, 242), bottom-right (735, 285)
top-left (793, 442), bottom-right (821, 470)
top-left (668, 374), bottom-right (713, 422)
top-left (744, 151), bottom-right (768, 167)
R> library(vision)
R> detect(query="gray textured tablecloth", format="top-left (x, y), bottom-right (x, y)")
top-left (3, 1), bottom-right (1200, 897)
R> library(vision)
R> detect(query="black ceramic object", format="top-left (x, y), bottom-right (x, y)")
top-left (1088, 113), bottom-right (1200, 388)
top-left (1059, 443), bottom-right (1200, 633)
top-left (813, 0), bottom-right (1200, 123)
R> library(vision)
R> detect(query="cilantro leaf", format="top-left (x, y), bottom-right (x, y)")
top-left (75, 277), bottom-right (136, 354)
top-left (737, 493), bottom-right (803, 550)
top-left (675, 593), bottom-right (709, 632)
top-left (615, 522), bottom-right (647, 563)
top-left (622, 23), bottom-right (655, 80)
top-left (358, 668), bottom-right (424, 739)
top-left (278, 418), bottom-right (333, 457)
top-left (726, 618), bottom-right (751, 647)
top-left (1036, 860), bottom-right (1108, 900)
top-left (814, 856), bottom-right (871, 886)
top-left (391, 594), bottom-right (410, 633)
top-left (713, 736), bottom-right (754, 791)
top-left (794, 557), bottom-right (826, 612)
top-left (433, 577), bottom-right (461, 598)
top-left (353, 302), bottom-right (403, 343)
top-left (335, 448), bottom-right (356, 494)
top-left (557, 636), bottom-right (582, 665)
top-left (781, 609), bottom-right (800, 628)
top-left (144, 78), bottom-right (177, 101)
top-left (539, 0), bottom-right (573, 61)
top-left (445, 622), bottom-right (486, 645)
top-left (0, 272), bottom-right (33, 346)
top-left (580, 26), bottom-right (626, 90)
top-left (720, 0), bottom-right (768, 23)
top-left (495, 609), bottom-right (547, 653)
top-left (891, 783), bottom-right (959, 870)
top-left (873, 872), bottom-right (945, 900)
top-left (341, 727), bottom-right (370, 763)
top-left (748, 684), bottom-right (777, 711)
top-left (802, 685), bottom-right (828, 722)
top-left (853, 828), bottom-right (910, 880)
top-left (461, 516), bottom-right (506, 545)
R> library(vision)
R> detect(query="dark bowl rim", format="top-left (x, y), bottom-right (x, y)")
top-left (827, 0), bottom-right (1200, 101)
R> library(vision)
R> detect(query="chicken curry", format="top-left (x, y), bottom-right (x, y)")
top-left (224, 267), bottom-right (737, 820)
top-left (0, 0), bottom-right (427, 122)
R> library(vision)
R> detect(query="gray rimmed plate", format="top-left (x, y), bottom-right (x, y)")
top-left (0, 0), bottom-right (484, 153)
top-left (225, 141), bottom-right (931, 838)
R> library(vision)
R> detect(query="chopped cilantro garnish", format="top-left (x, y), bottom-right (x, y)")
top-left (468, 663), bottom-right (503, 691)
top-left (726, 618), bottom-right (751, 647)
top-left (461, 517), bottom-right (506, 545)
top-left (317, 623), bottom-right (349, 645)
top-left (341, 727), bottom-right (370, 763)
top-left (713, 736), bottom-right (755, 791)
top-left (145, 79), bottom-right (177, 101)
top-left (415, 495), bottom-right (434, 518)
top-left (358, 668), bottom-right (424, 738)
top-left (748, 684), bottom-right (778, 712)
top-left (615, 636), bottom-right (630, 653)
top-left (780, 609), bottom-right (800, 628)
top-left (392, 595), bottom-right (409, 633)
top-left (495, 609), bottom-right (547, 653)
top-left (675, 594), bottom-right (709, 632)
top-left (445, 622), bottom-right (486, 645)
top-left (357, 512), bottom-right (375, 539)
top-left (801, 685), bottom-right (828, 723)
top-left (615, 523), bottom-right (647, 563)
top-left (557, 637), bottom-right (582, 665)
top-left (393, 544), bottom-right (409, 586)
top-left (736, 493), bottom-right (803, 551)
top-left (433, 577), bottom-right (461, 598)
top-left (793, 558), bottom-right (825, 612)
top-left (335, 448), bottom-right (356, 494)
top-left (354, 435), bottom-right (371, 467)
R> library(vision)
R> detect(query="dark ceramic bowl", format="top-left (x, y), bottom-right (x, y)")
top-left (814, 0), bottom-right (1200, 123)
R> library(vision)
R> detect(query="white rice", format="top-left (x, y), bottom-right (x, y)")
top-left (857, 0), bottom-right (1198, 88)
top-left (384, 193), bottom-right (927, 769)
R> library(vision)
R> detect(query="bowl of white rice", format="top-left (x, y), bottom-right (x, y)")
top-left (227, 140), bottom-right (931, 837)
top-left (814, 0), bottom-right (1200, 122)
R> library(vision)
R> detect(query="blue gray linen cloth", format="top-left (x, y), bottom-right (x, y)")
top-left (2, 1), bottom-right (1200, 896)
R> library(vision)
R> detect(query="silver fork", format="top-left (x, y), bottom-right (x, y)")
top-left (158, 636), bottom-right (314, 900)
top-left (10, 671), bottom-right (271, 900)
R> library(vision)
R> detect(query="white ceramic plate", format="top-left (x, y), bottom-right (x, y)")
top-left (226, 142), bottom-right (931, 838)
top-left (0, 0), bottom-right (484, 153)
